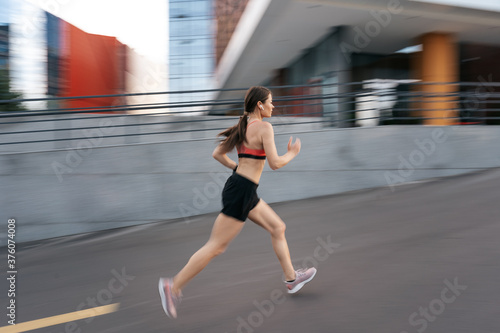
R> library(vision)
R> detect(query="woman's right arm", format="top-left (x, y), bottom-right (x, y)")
top-left (212, 144), bottom-right (238, 170)
top-left (261, 122), bottom-right (301, 170)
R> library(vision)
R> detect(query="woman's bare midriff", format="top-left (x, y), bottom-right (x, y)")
top-left (236, 158), bottom-right (265, 184)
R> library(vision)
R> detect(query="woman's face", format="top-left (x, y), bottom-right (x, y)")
top-left (261, 94), bottom-right (274, 118)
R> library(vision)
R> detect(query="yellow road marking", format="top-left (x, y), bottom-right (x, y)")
top-left (0, 303), bottom-right (119, 333)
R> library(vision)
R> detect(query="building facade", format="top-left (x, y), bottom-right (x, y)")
top-left (1, 0), bottom-right (167, 113)
top-left (214, 0), bottom-right (500, 125)
top-left (0, 25), bottom-right (8, 71)
top-left (169, 0), bottom-right (216, 111)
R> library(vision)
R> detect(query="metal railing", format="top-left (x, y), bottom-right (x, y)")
top-left (1, 81), bottom-right (499, 153)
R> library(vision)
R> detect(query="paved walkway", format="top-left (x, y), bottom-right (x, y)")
top-left (2, 169), bottom-right (500, 333)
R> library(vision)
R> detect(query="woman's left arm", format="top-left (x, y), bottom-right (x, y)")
top-left (212, 144), bottom-right (238, 170)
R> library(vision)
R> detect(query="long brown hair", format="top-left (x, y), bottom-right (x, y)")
top-left (217, 86), bottom-right (271, 152)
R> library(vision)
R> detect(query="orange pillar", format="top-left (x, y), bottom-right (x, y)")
top-left (416, 33), bottom-right (459, 125)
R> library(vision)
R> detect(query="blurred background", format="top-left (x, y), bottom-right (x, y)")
top-left (1, 1), bottom-right (500, 331)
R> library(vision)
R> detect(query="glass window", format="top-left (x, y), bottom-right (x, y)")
top-left (170, 19), bottom-right (212, 38)
top-left (0, 0), bottom-right (10, 24)
top-left (316, 37), bottom-right (328, 76)
top-left (170, 1), bottom-right (211, 19)
top-left (170, 38), bottom-right (213, 57)
top-left (169, 0), bottom-right (215, 96)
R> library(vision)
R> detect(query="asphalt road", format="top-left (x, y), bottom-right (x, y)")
top-left (1, 168), bottom-right (500, 333)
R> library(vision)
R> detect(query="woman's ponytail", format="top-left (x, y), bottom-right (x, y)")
top-left (217, 86), bottom-right (271, 152)
top-left (217, 113), bottom-right (248, 152)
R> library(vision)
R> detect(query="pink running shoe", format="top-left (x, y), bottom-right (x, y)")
top-left (285, 268), bottom-right (317, 294)
top-left (158, 278), bottom-right (182, 318)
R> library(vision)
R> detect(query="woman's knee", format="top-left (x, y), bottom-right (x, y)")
top-left (213, 245), bottom-right (227, 257)
top-left (270, 221), bottom-right (286, 238)
top-left (206, 242), bottom-right (228, 257)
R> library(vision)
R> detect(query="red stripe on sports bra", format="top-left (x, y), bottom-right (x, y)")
top-left (237, 119), bottom-right (266, 159)
top-left (237, 144), bottom-right (266, 157)
top-left (247, 120), bottom-right (260, 128)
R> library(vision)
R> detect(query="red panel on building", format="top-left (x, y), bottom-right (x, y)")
top-left (60, 22), bottom-right (125, 112)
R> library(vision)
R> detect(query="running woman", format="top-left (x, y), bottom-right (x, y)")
top-left (159, 86), bottom-right (317, 318)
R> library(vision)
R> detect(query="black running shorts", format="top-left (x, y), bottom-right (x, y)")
top-left (221, 172), bottom-right (260, 222)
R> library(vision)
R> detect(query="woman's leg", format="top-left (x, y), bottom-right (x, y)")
top-left (247, 200), bottom-right (296, 281)
top-left (172, 213), bottom-right (245, 294)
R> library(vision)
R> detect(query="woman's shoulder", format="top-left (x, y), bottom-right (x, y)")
top-left (253, 121), bottom-right (273, 141)
top-left (258, 120), bottom-right (273, 130)
top-left (248, 120), bottom-right (272, 136)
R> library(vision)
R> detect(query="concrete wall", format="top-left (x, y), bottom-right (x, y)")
top-left (0, 114), bottom-right (322, 153)
top-left (1, 118), bottom-right (500, 244)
